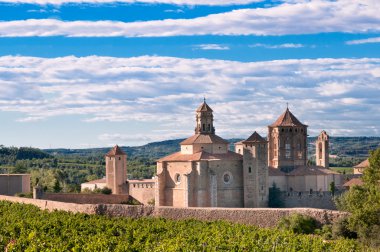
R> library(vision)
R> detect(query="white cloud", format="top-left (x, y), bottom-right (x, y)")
top-left (0, 1), bottom-right (379, 37)
top-left (0, 0), bottom-right (263, 6)
top-left (250, 43), bottom-right (304, 49)
top-left (346, 37), bottom-right (380, 45)
top-left (195, 44), bottom-right (230, 50)
top-left (0, 55), bottom-right (380, 143)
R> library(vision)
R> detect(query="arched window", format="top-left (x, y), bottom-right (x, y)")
top-left (202, 124), bottom-right (206, 131)
top-left (248, 167), bottom-right (252, 173)
top-left (318, 142), bottom-right (323, 159)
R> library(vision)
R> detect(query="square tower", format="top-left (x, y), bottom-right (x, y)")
top-left (105, 145), bottom-right (128, 194)
top-left (235, 131), bottom-right (268, 208)
top-left (316, 130), bottom-right (329, 168)
top-left (268, 108), bottom-right (308, 173)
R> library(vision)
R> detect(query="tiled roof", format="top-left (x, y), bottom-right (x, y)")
top-left (242, 131), bottom-right (267, 143)
top-left (106, 145), bottom-right (126, 157)
top-left (270, 108), bottom-right (306, 127)
top-left (288, 166), bottom-right (340, 176)
top-left (180, 133), bottom-right (229, 145)
top-left (268, 167), bottom-right (286, 176)
top-left (343, 178), bottom-right (364, 187)
top-left (196, 101), bottom-right (213, 112)
top-left (354, 159), bottom-right (369, 168)
top-left (158, 151), bottom-right (243, 162)
top-left (83, 178), bottom-right (106, 184)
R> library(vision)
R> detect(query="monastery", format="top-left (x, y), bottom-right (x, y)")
top-left (82, 100), bottom-right (343, 208)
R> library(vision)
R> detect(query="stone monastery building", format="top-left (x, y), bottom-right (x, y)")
top-left (83, 100), bottom-right (342, 208)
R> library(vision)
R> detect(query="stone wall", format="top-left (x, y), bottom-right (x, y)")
top-left (0, 195), bottom-right (348, 228)
top-left (128, 180), bottom-right (155, 205)
top-left (281, 191), bottom-right (339, 210)
top-left (43, 193), bottom-right (131, 204)
top-left (0, 174), bottom-right (30, 196)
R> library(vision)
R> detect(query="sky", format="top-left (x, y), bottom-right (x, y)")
top-left (0, 0), bottom-right (380, 149)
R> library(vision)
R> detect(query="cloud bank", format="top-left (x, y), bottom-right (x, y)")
top-left (346, 37), bottom-right (380, 45)
top-left (0, 0), bottom-right (262, 5)
top-left (0, 55), bottom-right (379, 140)
top-left (0, 0), bottom-right (379, 37)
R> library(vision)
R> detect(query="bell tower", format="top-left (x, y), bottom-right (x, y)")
top-left (105, 145), bottom-right (128, 194)
top-left (316, 130), bottom-right (329, 168)
top-left (195, 98), bottom-right (215, 134)
top-left (268, 107), bottom-right (308, 173)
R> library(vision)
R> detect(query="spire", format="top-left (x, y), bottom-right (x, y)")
top-left (106, 145), bottom-right (126, 157)
top-left (270, 107), bottom-right (306, 127)
top-left (196, 99), bottom-right (213, 112)
top-left (195, 99), bottom-right (215, 134)
top-left (242, 131), bottom-right (267, 143)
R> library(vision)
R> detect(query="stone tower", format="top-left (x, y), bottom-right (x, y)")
top-left (236, 131), bottom-right (268, 208)
top-left (316, 130), bottom-right (329, 168)
top-left (195, 98), bottom-right (215, 134)
top-left (105, 145), bottom-right (128, 194)
top-left (268, 107), bottom-right (308, 173)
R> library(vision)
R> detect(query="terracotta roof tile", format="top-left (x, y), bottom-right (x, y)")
top-left (180, 133), bottom-right (229, 145)
top-left (343, 178), bottom-right (364, 187)
top-left (158, 151), bottom-right (242, 162)
top-left (354, 159), bottom-right (369, 168)
top-left (106, 145), bottom-right (126, 157)
top-left (270, 108), bottom-right (306, 127)
top-left (268, 167), bottom-right (286, 176)
top-left (242, 131), bottom-right (267, 143)
top-left (288, 166), bottom-right (340, 176)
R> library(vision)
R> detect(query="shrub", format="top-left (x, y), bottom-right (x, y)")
top-left (147, 198), bottom-right (155, 206)
top-left (332, 217), bottom-right (357, 239)
top-left (277, 213), bottom-right (318, 234)
top-left (100, 187), bottom-right (112, 195)
top-left (315, 224), bottom-right (332, 240)
top-left (14, 192), bottom-right (33, 198)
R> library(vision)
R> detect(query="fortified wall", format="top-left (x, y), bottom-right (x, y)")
top-left (0, 195), bottom-right (348, 228)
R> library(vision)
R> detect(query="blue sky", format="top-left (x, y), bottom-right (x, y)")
top-left (0, 0), bottom-right (380, 148)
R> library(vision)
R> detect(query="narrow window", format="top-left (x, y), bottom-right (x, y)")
top-left (208, 124), bottom-right (211, 131)
top-left (202, 124), bottom-right (206, 131)
top-left (248, 167), bottom-right (252, 173)
top-left (285, 142), bottom-right (291, 158)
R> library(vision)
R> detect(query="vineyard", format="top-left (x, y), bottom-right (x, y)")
top-left (0, 201), bottom-right (363, 251)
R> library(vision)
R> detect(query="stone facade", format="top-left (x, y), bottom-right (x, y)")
top-left (156, 101), bottom-right (343, 209)
top-left (0, 174), bottom-right (30, 196)
top-left (80, 101), bottom-right (342, 209)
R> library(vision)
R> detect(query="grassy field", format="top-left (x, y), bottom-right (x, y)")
top-left (330, 167), bottom-right (354, 174)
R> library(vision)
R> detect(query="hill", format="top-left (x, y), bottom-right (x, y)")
top-left (45, 136), bottom-right (380, 161)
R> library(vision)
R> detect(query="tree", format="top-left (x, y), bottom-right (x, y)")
top-left (268, 183), bottom-right (284, 208)
top-left (335, 147), bottom-right (380, 248)
top-left (53, 179), bottom-right (62, 193)
top-left (10, 161), bottom-right (27, 174)
top-left (329, 181), bottom-right (335, 196)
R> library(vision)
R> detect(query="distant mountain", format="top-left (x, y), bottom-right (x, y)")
top-left (44, 136), bottom-right (380, 160)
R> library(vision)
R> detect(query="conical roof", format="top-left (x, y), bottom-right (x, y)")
top-left (270, 108), bottom-right (306, 127)
top-left (106, 145), bottom-right (126, 157)
top-left (196, 100), bottom-right (213, 112)
top-left (242, 131), bottom-right (266, 143)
